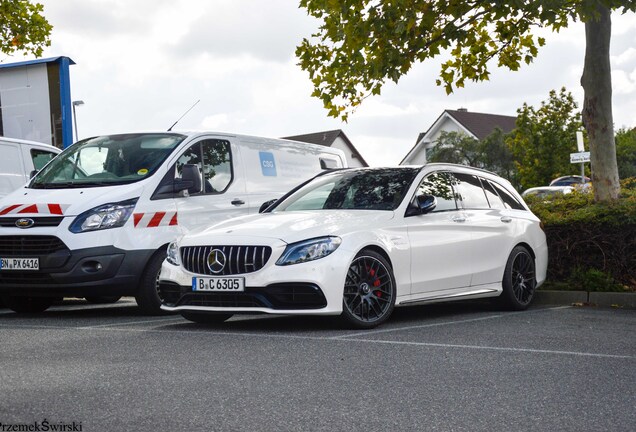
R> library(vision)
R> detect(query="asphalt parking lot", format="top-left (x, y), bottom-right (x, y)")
top-left (1, 299), bottom-right (634, 432)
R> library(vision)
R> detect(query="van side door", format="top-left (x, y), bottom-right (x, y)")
top-left (0, 141), bottom-right (26, 197)
top-left (173, 138), bottom-right (247, 232)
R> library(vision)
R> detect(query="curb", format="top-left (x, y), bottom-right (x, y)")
top-left (535, 290), bottom-right (636, 309)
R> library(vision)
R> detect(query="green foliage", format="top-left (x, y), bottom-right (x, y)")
top-left (0, 0), bottom-right (52, 58)
top-left (506, 88), bottom-right (583, 190)
top-left (428, 129), bottom-right (517, 186)
top-left (615, 127), bottom-right (636, 179)
top-left (567, 267), bottom-right (630, 293)
top-left (297, 0), bottom-right (636, 119)
top-left (526, 180), bottom-right (636, 291)
top-left (526, 179), bottom-right (636, 226)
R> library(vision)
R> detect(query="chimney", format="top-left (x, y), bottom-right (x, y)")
top-left (457, 107), bottom-right (468, 112)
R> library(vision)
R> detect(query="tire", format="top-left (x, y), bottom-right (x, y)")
top-left (85, 296), bottom-right (122, 304)
top-left (1, 295), bottom-right (54, 313)
top-left (341, 250), bottom-right (396, 329)
top-left (135, 250), bottom-right (172, 315)
top-left (499, 245), bottom-right (537, 310)
top-left (181, 311), bottom-right (233, 324)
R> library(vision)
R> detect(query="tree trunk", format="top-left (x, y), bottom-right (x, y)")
top-left (581, 3), bottom-right (620, 201)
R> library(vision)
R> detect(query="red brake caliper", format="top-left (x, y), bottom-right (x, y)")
top-left (368, 267), bottom-right (382, 297)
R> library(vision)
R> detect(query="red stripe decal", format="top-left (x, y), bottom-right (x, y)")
top-left (147, 212), bottom-right (165, 227)
top-left (48, 204), bottom-right (63, 215)
top-left (169, 213), bottom-right (178, 226)
top-left (133, 213), bottom-right (144, 227)
top-left (0, 204), bottom-right (22, 215)
top-left (18, 204), bottom-right (39, 214)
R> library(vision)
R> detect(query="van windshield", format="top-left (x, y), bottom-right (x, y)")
top-left (30, 133), bottom-right (186, 189)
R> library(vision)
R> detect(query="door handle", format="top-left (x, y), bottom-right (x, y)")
top-left (231, 199), bottom-right (245, 206)
top-left (451, 215), bottom-right (466, 223)
top-left (500, 216), bottom-right (512, 223)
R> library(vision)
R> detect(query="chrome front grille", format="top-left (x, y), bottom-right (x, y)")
top-left (180, 245), bottom-right (272, 276)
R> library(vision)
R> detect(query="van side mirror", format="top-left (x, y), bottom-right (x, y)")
top-left (175, 164), bottom-right (202, 195)
top-left (259, 199), bottom-right (278, 213)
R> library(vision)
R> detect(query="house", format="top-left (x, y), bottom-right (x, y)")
top-left (400, 109), bottom-right (517, 165)
top-left (283, 129), bottom-right (369, 167)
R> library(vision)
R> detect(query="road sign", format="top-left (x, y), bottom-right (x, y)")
top-left (570, 151), bottom-right (590, 163)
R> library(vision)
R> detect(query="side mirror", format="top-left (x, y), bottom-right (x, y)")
top-left (406, 194), bottom-right (437, 217)
top-left (417, 194), bottom-right (437, 214)
top-left (259, 199), bottom-right (278, 213)
top-left (176, 164), bottom-right (202, 195)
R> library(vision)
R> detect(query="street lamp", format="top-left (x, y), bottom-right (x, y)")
top-left (72, 100), bottom-right (85, 142)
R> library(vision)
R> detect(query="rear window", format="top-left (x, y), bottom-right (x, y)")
top-left (490, 181), bottom-right (525, 210)
top-left (453, 173), bottom-right (490, 209)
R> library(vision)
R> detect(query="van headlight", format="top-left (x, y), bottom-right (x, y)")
top-left (166, 241), bottom-right (181, 266)
top-left (276, 236), bottom-right (341, 266)
top-left (69, 198), bottom-right (138, 233)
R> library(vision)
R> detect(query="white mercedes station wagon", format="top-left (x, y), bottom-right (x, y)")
top-left (159, 165), bottom-right (548, 328)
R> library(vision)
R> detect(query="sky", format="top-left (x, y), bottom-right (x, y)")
top-left (6, 1), bottom-right (636, 166)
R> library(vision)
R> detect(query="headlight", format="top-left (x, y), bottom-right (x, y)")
top-left (69, 198), bottom-right (138, 233)
top-left (276, 236), bottom-right (341, 266)
top-left (166, 241), bottom-right (180, 266)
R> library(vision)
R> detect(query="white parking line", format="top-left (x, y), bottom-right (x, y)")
top-left (3, 320), bottom-right (634, 360)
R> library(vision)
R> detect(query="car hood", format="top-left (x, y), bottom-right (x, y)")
top-left (184, 210), bottom-right (396, 245)
top-left (0, 183), bottom-right (144, 217)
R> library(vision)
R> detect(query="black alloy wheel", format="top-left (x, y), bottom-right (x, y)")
top-left (341, 250), bottom-right (396, 329)
top-left (500, 245), bottom-right (536, 310)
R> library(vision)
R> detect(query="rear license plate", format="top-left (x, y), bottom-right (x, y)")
top-left (193, 277), bottom-right (245, 292)
top-left (0, 258), bottom-right (39, 271)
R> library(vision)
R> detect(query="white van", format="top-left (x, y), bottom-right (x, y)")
top-left (0, 131), bottom-right (346, 314)
top-left (0, 137), bottom-right (61, 199)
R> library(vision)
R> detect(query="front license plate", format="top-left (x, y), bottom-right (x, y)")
top-left (0, 257), bottom-right (39, 271)
top-left (193, 277), bottom-right (245, 292)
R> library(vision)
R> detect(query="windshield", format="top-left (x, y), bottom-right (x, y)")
top-left (274, 168), bottom-right (419, 212)
top-left (30, 133), bottom-right (186, 188)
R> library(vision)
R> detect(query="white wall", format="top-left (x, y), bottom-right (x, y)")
top-left (331, 136), bottom-right (365, 167)
top-left (0, 64), bottom-right (52, 144)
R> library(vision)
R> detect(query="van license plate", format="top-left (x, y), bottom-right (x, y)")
top-left (0, 258), bottom-right (39, 271)
top-left (193, 277), bottom-right (245, 292)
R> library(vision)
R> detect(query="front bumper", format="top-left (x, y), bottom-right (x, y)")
top-left (0, 236), bottom-right (153, 297)
top-left (159, 248), bottom-right (350, 316)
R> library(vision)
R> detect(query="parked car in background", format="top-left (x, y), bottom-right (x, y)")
top-left (160, 164), bottom-right (548, 329)
top-left (550, 175), bottom-right (591, 187)
top-left (0, 131), bottom-right (346, 315)
top-left (0, 137), bottom-right (60, 199)
top-left (522, 186), bottom-right (574, 199)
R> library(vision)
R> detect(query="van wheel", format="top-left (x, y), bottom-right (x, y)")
top-left (2, 295), bottom-right (54, 313)
top-left (135, 250), bottom-right (172, 315)
top-left (498, 245), bottom-right (536, 310)
top-left (85, 296), bottom-right (122, 304)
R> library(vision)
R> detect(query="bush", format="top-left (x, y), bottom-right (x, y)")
top-left (527, 180), bottom-right (636, 292)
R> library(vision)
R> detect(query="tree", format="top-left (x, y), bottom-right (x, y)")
top-left (615, 128), bottom-right (636, 179)
top-left (428, 129), bottom-right (517, 187)
top-left (507, 88), bottom-right (583, 190)
top-left (0, 0), bottom-right (52, 58)
top-left (297, 0), bottom-right (636, 202)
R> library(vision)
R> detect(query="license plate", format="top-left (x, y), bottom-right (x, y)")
top-left (193, 277), bottom-right (245, 292)
top-left (0, 257), bottom-right (39, 271)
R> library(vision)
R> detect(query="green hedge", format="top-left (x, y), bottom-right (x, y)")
top-left (526, 179), bottom-right (636, 292)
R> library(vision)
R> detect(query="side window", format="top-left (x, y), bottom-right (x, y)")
top-left (480, 178), bottom-right (505, 209)
top-left (31, 149), bottom-right (58, 171)
top-left (175, 139), bottom-right (232, 194)
top-left (491, 181), bottom-right (525, 210)
top-left (417, 171), bottom-right (458, 212)
top-left (453, 172), bottom-right (490, 209)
